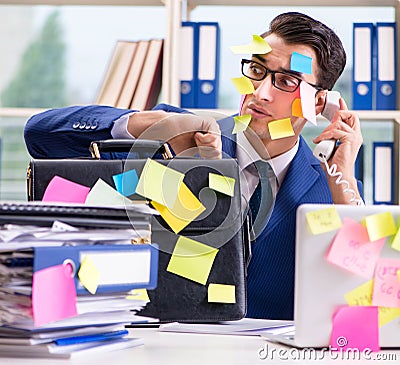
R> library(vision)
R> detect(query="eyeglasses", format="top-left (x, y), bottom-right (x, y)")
top-left (241, 59), bottom-right (323, 93)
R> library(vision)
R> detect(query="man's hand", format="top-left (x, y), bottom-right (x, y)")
top-left (128, 111), bottom-right (222, 159)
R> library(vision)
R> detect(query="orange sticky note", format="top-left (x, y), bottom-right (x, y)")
top-left (268, 118), bottom-right (295, 140)
top-left (292, 98), bottom-right (303, 118)
top-left (231, 76), bottom-right (255, 95)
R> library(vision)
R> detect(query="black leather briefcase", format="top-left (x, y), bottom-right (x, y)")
top-left (27, 140), bottom-right (249, 322)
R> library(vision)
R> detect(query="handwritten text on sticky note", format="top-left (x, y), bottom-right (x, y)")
top-left (372, 258), bottom-right (400, 308)
top-left (306, 206), bottom-right (342, 235)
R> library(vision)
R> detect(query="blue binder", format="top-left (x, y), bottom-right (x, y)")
top-left (352, 23), bottom-right (374, 110)
top-left (196, 22), bottom-right (220, 109)
top-left (372, 142), bottom-right (394, 205)
top-left (180, 22), bottom-right (199, 108)
top-left (33, 244), bottom-right (159, 294)
top-left (375, 22), bottom-right (397, 110)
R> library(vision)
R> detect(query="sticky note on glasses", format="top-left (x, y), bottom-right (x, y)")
top-left (233, 114), bottom-right (251, 134)
top-left (290, 52), bottom-right (312, 74)
top-left (292, 98), bottom-right (303, 118)
top-left (268, 118), bottom-right (295, 140)
top-left (209, 173), bottom-right (235, 197)
top-left (231, 76), bottom-right (255, 95)
top-left (230, 34), bottom-right (272, 55)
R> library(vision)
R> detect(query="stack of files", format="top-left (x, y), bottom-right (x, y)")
top-left (96, 38), bottom-right (163, 110)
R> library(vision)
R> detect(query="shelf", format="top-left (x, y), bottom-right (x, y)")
top-left (0, 0), bottom-right (165, 5)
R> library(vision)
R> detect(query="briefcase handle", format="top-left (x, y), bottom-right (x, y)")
top-left (89, 139), bottom-right (174, 160)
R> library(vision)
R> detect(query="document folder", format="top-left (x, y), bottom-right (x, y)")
top-left (372, 142), bottom-right (394, 204)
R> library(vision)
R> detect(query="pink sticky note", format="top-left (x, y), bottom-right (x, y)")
top-left (42, 176), bottom-right (90, 203)
top-left (372, 258), bottom-right (400, 308)
top-left (32, 264), bottom-right (78, 327)
top-left (326, 218), bottom-right (385, 278)
top-left (300, 81), bottom-right (317, 125)
top-left (330, 306), bottom-right (380, 352)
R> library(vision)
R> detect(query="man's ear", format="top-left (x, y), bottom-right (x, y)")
top-left (315, 90), bottom-right (327, 116)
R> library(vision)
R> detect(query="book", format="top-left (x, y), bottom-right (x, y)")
top-left (130, 39), bottom-right (164, 110)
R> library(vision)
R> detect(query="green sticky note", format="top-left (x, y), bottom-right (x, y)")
top-left (167, 236), bottom-right (219, 285)
top-left (365, 212), bottom-right (397, 242)
top-left (208, 283), bottom-right (236, 304)
top-left (136, 158), bottom-right (185, 208)
top-left (233, 114), bottom-right (251, 134)
top-left (85, 178), bottom-right (133, 206)
top-left (209, 173), bottom-right (235, 197)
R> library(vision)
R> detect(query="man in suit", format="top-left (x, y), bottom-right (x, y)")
top-left (24, 12), bottom-right (363, 320)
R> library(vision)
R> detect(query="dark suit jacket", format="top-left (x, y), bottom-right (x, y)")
top-left (24, 103), bottom-right (351, 320)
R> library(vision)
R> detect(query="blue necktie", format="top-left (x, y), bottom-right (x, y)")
top-left (249, 160), bottom-right (276, 240)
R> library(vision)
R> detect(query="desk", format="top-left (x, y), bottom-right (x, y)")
top-left (1, 328), bottom-right (400, 364)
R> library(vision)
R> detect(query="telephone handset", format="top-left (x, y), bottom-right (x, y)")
top-left (312, 90), bottom-right (341, 162)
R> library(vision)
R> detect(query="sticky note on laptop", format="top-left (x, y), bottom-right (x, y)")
top-left (305, 206), bottom-right (342, 234)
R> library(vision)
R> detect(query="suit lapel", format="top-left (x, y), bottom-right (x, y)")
top-left (219, 115), bottom-right (237, 158)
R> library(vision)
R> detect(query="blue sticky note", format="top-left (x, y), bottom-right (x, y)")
top-left (290, 52), bottom-right (312, 74)
top-left (112, 169), bottom-right (138, 197)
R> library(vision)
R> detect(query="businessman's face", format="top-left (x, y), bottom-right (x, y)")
top-left (240, 33), bottom-right (321, 144)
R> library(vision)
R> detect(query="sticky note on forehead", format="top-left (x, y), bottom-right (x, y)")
top-left (290, 52), bottom-right (312, 74)
top-left (230, 34), bottom-right (272, 55)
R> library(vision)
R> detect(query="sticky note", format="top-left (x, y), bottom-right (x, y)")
top-left (344, 279), bottom-right (400, 327)
top-left (42, 176), bottom-right (90, 203)
top-left (230, 35), bottom-right (272, 55)
top-left (233, 114), bottom-right (251, 134)
top-left (32, 264), bottom-right (78, 327)
top-left (305, 206), bottom-right (342, 235)
top-left (136, 159), bottom-right (185, 208)
top-left (372, 258), bottom-right (400, 308)
top-left (112, 169), bottom-right (138, 197)
top-left (209, 173), bottom-right (235, 197)
top-left (398, 270), bottom-right (400, 281)
top-left (151, 182), bottom-right (206, 234)
top-left (78, 256), bottom-right (100, 295)
top-left (300, 82), bottom-right (317, 125)
top-left (326, 218), bottom-right (385, 278)
top-left (85, 178), bottom-right (133, 206)
top-left (290, 52), bottom-right (312, 74)
top-left (167, 236), bottom-right (219, 285)
top-left (292, 98), bottom-right (303, 118)
top-left (330, 306), bottom-right (380, 352)
top-left (127, 288), bottom-right (150, 302)
top-left (231, 76), bottom-right (255, 95)
top-left (365, 212), bottom-right (397, 242)
top-left (208, 283), bottom-right (236, 304)
top-left (267, 118), bottom-right (295, 140)
top-left (391, 226), bottom-right (400, 252)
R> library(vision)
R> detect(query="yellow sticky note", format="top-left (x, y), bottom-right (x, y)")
top-left (233, 114), bottom-right (251, 134)
top-left (78, 257), bottom-right (100, 295)
top-left (85, 178), bottom-right (133, 206)
top-left (136, 158), bottom-right (185, 208)
top-left (209, 173), bottom-right (235, 197)
top-left (292, 98), bottom-right (303, 118)
top-left (167, 236), bottom-right (219, 285)
top-left (398, 269), bottom-right (400, 281)
top-left (151, 182), bottom-right (206, 234)
top-left (127, 288), bottom-right (150, 302)
top-left (365, 212), bottom-right (397, 242)
top-left (305, 206), bottom-right (342, 235)
top-left (345, 280), bottom-right (400, 327)
top-left (231, 76), bottom-right (255, 95)
top-left (208, 283), bottom-right (236, 304)
top-left (391, 227), bottom-right (400, 252)
top-left (230, 34), bottom-right (272, 55)
top-left (268, 118), bottom-right (295, 140)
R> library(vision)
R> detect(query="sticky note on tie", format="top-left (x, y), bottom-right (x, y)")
top-left (78, 256), bottom-right (100, 295)
top-left (300, 82), bottom-right (317, 125)
top-left (208, 283), bottom-right (236, 304)
top-left (290, 52), bottom-right (313, 74)
top-left (233, 114), bottom-right (251, 134)
top-left (292, 98), bottom-right (303, 118)
top-left (230, 34), bottom-right (272, 55)
top-left (167, 236), bottom-right (219, 285)
top-left (42, 176), bottom-right (90, 203)
top-left (372, 258), bottom-right (400, 308)
top-left (85, 178), bottom-right (133, 206)
top-left (151, 182), bottom-right (205, 234)
top-left (136, 158), bottom-right (185, 208)
top-left (209, 173), bottom-right (235, 197)
top-left (365, 211), bottom-right (397, 242)
top-left (345, 280), bottom-right (400, 327)
top-left (32, 264), bottom-right (78, 327)
top-left (326, 218), bottom-right (385, 278)
top-left (330, 306), bottom-right (380, 352)
top-left (231, 76), bottom-right (255, 95)
top-left (127, 288), bottom-right (150, 302)
top-left (267, 118), bottom-right (295, 140)
top-left (112, 169), bottom-right (138, 197)
top-left (305, 206), bottom-right (342, 235)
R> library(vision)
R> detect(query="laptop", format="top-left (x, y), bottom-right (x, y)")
top-left (263, 203), bottom-right (400, 348)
